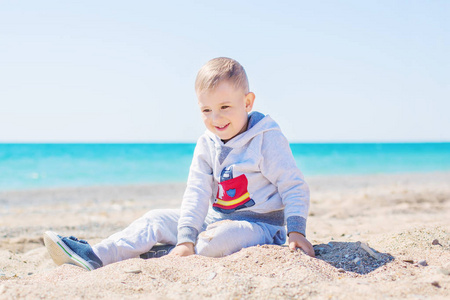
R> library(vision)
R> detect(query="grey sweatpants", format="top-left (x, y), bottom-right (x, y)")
top-left (92, 208), bottom-right (286, 266)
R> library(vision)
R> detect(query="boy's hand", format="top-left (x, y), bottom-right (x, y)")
top-left (288, 232), bottom-right (315, 257)
top-left (168, 242), bottom-right (195, 257)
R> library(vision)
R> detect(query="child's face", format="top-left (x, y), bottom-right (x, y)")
top-left (197, 81), bottom-right (255, 142)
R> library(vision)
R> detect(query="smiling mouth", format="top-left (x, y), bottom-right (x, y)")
top-left (215, 123), bottom-right (230, 130)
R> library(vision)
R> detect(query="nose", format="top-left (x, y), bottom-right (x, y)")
top-left (212, 110), bottom-right (222, 122)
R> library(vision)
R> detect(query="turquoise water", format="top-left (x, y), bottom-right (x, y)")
top-left (1, 143), bottom-right (449, 190)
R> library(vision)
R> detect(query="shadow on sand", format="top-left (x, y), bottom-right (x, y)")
top-left (313, 241), bottom-right (394, 275)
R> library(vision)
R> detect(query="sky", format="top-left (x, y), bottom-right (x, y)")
top-left (0, 0), bottom-right (449, 143)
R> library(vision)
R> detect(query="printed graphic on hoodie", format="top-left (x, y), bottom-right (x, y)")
top-left (213, 166), bottom-right (255, 214)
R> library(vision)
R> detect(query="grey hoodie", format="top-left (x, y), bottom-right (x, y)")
top-left (177, 111), bottom-right (310, 245)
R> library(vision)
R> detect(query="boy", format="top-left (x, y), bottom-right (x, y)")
top-left (44, 57), bottom-right (314, 271)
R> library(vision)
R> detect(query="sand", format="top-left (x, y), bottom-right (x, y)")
top-left (0, 172), bottom-right (449, 299)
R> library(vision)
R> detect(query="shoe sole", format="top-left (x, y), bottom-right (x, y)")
top-left (43, 231), bottom-right (95, 271)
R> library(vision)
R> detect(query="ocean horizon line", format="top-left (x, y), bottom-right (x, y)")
top-left (1, 141), bottom-right (450, 145)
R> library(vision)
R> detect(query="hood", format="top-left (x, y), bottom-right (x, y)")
top-left (205, 111), bottom-right (281, 149)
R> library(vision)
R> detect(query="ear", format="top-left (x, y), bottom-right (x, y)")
top-left (244, 92), bottom-right (255, 112)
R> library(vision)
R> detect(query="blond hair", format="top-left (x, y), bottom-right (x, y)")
top-left (195, 57), bottom-right (249, 94)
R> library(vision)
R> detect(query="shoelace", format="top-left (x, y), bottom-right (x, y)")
top-left (68, 236), bottom-right (89, 244)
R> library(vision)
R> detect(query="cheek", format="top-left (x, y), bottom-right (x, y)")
top-left (202, 115), bottom-right (211, 125)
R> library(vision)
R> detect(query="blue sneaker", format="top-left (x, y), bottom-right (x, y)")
top-left (43, 231), bottom-right (103, 271)
top-left (140, 244), bottom-right (175, 259)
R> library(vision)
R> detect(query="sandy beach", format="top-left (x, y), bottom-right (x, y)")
top-left (0, 172), bottom-right (449, 299)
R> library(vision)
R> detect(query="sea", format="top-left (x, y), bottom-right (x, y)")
top-left (1, 143), bottom-right (449, 191)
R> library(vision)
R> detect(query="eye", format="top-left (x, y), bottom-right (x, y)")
top-left (221, 105), bottom-right (230, 110)
top-left (202, 108), bottom-right (211, 113)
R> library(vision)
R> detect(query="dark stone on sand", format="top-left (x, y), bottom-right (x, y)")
top-left (432, 239), bottom-right (440, 246)
top-left (403, 259), bottom-right (414, 264)
top-left (431, 281), bottom-right (440, 288)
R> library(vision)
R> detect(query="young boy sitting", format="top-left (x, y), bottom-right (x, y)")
top-left (44, 57), bottom-right (314, 271)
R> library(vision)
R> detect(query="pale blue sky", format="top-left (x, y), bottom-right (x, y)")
top-left (1, 1), bottom-right (448, 142)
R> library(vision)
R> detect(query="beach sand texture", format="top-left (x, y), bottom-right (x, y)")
top-left (1, 173), bottom-right (449, 299)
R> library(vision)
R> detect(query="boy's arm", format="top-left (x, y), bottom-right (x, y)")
top-left (260, 130), bottom-right (311, 250)
top-left (176, 136), bottom-right (214, 250)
